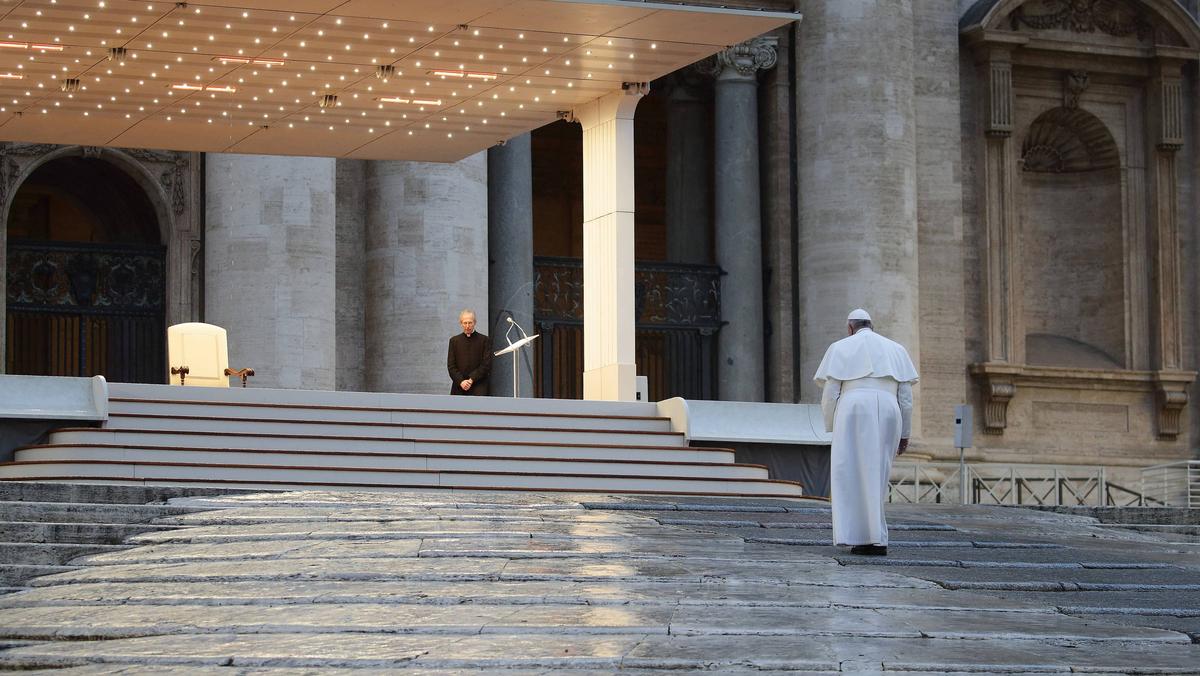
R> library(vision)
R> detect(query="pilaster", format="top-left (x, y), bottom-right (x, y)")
top-left (574, 85), bottom-right (645, 401)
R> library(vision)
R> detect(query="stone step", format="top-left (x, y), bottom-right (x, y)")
top-left (48, 428), bottom-right (697, 455)
top-left (14, 446), bottom-right (767, 481)
top-left (0, 481), bottom-right (250, 505)
top-left (0, 542), bottom-right (126, 566)
top-left (1, 632), bottom-right (1198, 672)
top-left (0, 501), bottom-right (201, 524)
top-left (0, 564), bottom-right (77, 587)
top-left (100, 416), bottom-right (685, 447)
top-left (0, 462), bottom-right (804, 498)
top-left (1097, 523), bottom-right (1200, 536)
top-left (0, 601), bottom-right (1185, 643)
top-left (0, 521), bottom-right (174, 544)
top-left (107, 404), bottom-right (672, 433)
top-left (107, 382), bottom-right (661, 419)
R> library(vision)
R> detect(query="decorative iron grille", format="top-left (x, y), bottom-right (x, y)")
top-left (6, 240), bottom-right (166, 383)
top-left (533, 256), bottom-right (721, 400)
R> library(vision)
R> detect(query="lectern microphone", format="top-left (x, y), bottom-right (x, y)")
top-left (495, 315), bottom-right (537, 397)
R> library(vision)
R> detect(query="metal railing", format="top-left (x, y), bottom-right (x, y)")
top-left (890, 462), bottom-right (1154, 507)
top-left (1141, 461), bottom-right (1200, 508)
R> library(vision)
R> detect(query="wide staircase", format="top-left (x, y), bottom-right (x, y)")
top-left (0, 383), bottom-right (803, 498)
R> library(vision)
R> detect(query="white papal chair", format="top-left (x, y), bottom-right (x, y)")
top-left (166, 322), bottom-right (255, 387)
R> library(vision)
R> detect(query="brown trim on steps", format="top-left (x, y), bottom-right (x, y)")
top-left (45, 428), bottom-right (713, 452)
top-left (16, 443), bottom-right (764, 471)
top-left (0, 459), bottom-right (804, 488)
top-left (0, 474), bottom-right (812, 499)
top-left (108, 397), bottom-right (671, 423)
top-left (105, 413), bottom-right (680, 438)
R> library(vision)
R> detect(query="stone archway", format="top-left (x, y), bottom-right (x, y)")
top-left (0, 144), bottom-right (202, 380)
top-left (5, 154), bottom-right (166, 382)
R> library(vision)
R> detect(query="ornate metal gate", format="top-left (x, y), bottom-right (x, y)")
top-left (533, 256), bottom-right (721, 400)
top-left (5, 240), bottom-right (166, 383)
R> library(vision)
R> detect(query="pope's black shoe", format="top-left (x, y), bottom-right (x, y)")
top-left (849, 544), bottom-right (888, 556)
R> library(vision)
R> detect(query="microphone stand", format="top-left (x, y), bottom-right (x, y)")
top-left (497, 316), bottom-right (537, 398)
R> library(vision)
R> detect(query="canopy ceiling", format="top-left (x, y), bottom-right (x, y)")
top-left (0, 0), bottom-right (797, 161)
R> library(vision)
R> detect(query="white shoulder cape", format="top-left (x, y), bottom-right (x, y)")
top-left (813, 329), bottom-right (919, 387)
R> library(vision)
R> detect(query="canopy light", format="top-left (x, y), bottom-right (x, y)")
top-left (0, 41), bottom-right (64, 51)
top-left (431, 70), bottom-right (498, 81)
top-left (171, 84), bottom-right (237, 93)
top-left (215, 57), bottom-right (285, 66)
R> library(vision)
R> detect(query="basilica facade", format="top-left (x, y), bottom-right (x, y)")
top-left (3, 0), bottom-right (1199, 474)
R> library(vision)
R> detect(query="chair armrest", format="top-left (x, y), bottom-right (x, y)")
top-left (224, 367), bottom-right (256, 388)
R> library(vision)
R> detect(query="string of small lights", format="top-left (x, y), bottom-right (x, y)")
top-left (0, 0), bottom-right (787, 160)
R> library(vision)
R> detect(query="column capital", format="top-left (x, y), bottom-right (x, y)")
top-left (706, 37), bottom-right (778, 81)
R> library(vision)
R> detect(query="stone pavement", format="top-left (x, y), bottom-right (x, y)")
top-left (0, 490), bottom-right (1198, 673)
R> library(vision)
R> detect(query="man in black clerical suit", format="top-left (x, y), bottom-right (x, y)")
top-left (447, 309), bottom-right (493, 395)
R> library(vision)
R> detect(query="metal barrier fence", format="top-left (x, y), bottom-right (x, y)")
top-left (890, 462), bottom-right (1152, 507)
top-left (1140, 461), bottom-right (1200, 508)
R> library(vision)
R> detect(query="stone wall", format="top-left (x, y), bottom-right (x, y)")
top-left (335, 159), bottom-right (367, 392)
top-left (364, 154), bottom-right (488, 395)
top-left (205, 155), bottom-right (337, 391)
top-left (914, 0), bottom-right (968, 455)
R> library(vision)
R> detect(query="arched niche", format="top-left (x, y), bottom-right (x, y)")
top-left (962, 0), bottom-right (1200, 442)
top-left (1019, 106), bottom-right (1125, 369)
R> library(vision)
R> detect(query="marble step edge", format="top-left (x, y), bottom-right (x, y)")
top-left (16, 442), bottom-right (737, 466)
top-left (104, 413), bottom-right (680, 439)
top-left (12, 445), bottom-right (769, 479)
top-left (0, 462), bottom-right (803, 498)
top-left (46, 427), bottom-right (690, 450)
top-left (106, 384), bottom-right (661, 419)
top-left (106, 407), bottom-right (671, 433)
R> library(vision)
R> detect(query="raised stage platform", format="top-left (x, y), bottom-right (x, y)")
top-left (0, 376), bottom-right (828, 498)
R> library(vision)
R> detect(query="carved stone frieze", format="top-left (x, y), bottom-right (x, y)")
top-left (1010, 0), bottom-right (1154, 41)
top-left (1, 143), bottom-right (60, 157)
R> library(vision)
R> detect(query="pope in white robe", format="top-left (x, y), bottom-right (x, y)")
top-left (813, 309), bottom-right (918, 555)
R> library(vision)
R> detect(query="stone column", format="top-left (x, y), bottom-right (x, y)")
top-left (759, 28), bottom-right (795, 403)
top-left (364, 155), bottom-right (488, 395)
top-left (488, 133), bottom-right (534, 398)
top-left (575, 86), bottom-right (644, 401)
top-left (665, 69), bottom-right (712, 265)
top-left (205, 154), bottom-right (337, 390)
top-left (335, 159), bottom-right (367, 392)
top-left (797, 0), bottom-right (920, 403)
top-left (712, 38), bottom-right (776, 403)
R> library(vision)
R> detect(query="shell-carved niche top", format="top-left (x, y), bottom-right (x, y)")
top-left (1007, 0), bottom-right (1184, 45)
top-left (1020, 107), bottom-right (1120, 173)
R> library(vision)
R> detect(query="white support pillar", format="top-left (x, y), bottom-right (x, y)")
top-left (574, 85), bottom-right (645, 401)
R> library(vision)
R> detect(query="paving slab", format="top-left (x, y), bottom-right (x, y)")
top-left (3, 489), bottom-right (1200, 673)
top-left (0, 578), bottom-right (1052, 612)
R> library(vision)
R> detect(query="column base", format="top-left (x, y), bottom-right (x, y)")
top-left (583, 363), bottom-right (637, 401)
